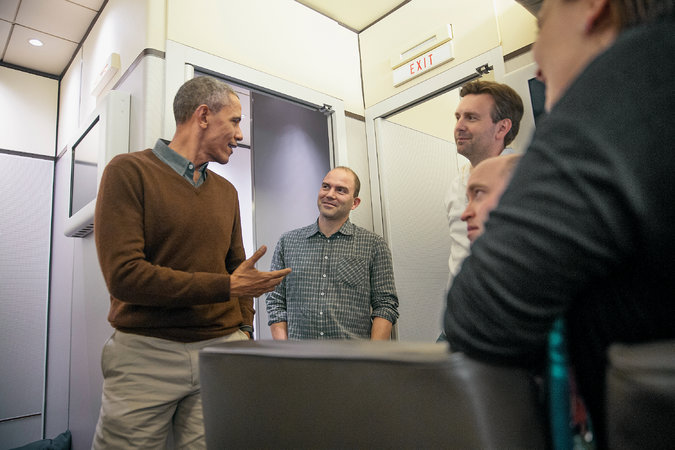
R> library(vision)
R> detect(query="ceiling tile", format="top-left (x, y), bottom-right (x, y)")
top-left (16, 0), bottom-right (97, 43)
top-left (296, 0), bottom-right (408, 31)
top-left (0, 20), bottom-right (10, 59)
top-left (0, 0), bottom-right (19, 21)
top-left (4, 25), bottom-right (77, 75)
top-left (69, 0), bottom-right (106, 10)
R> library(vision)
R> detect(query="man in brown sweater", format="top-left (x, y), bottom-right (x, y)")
top-left (92, 76), bottom-right (290, 449)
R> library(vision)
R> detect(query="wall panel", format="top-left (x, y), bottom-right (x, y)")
top-left (0, 153), bottom-right (53, 444)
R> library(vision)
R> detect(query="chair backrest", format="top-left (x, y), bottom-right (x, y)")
top-left (199, 340), bottom-right (547, 449)
top-left (606, 340), bottom-right (675, 450)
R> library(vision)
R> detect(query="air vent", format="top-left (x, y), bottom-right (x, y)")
top-left (70, 222), bottom-right (94, 238)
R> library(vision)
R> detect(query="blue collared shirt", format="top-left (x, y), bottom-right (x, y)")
top-left (152, 139), bottom-right (208, 187)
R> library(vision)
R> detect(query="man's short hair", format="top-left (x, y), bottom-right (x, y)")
top-left (459, 80), bottom-right (524, 147)
top-left (334, 166), bottom-right (361, 198)
top-left (609, 0), bottom-right (674, 29)
top-left (173, 76), bottom-right (239, 124)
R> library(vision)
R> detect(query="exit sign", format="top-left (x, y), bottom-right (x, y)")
top-left (392, 42), bottom-right (454, 87)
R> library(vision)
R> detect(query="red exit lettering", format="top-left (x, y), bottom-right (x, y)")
top-left (409, 53), bottom-right (434, 75)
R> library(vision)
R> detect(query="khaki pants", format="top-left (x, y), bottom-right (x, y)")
top-left (92, 330), bottom-right (248, 449)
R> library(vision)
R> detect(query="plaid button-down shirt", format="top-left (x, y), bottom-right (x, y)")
top-left (266, 220), bottom-right (399, 339)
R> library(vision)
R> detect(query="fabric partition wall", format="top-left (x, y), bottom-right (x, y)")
top-left (0, 153), bottom-right (53, 445)
top-left (374, 119), bottom-right (457, 341)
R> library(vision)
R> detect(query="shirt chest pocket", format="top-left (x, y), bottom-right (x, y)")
top-left (336, 257), bottom-right (369, 287)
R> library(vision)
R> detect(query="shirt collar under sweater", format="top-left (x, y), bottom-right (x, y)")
top-left (152, 139), bottom-right (209, 187)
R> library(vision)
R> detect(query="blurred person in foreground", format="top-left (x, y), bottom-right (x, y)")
top-left (444, 0), bottom-right (675, 447)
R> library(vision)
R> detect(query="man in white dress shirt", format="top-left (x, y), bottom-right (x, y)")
top-left (445, 80), bottom-right (524, 281)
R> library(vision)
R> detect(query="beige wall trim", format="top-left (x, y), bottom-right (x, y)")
top-left (345, 111), bottom-right (365, 122)
top-left (112, 48), bottom-right (166, 92)
top-left (504, 43), bottom-right (533, 62)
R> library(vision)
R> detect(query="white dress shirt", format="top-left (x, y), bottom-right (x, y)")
top-left (444, 148), bottom-right (515, 286)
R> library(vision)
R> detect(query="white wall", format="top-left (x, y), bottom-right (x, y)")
top-left (58, 0), bottom-right (152, 150)
top-left (495, 0), bottom-right (538, 55)
top-left (166, 0), bottom-right (363, 114)
top-left (0, 67), bottom-right (58, 156)
top-left (360, 0), bottom-right (499, 108)
top-left (58, 0), bottom-right (365, 119)
top-left (387, 90), bottom-right (460, 144)
top-left (359, 0), bottom-right (536, 108)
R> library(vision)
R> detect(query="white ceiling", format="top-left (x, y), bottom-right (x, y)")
top-left (0, 0), bottom-right (408, 78)
top-left (0, 0), bottom-right (538, 79)
top-left (295, 0), bottom-right (410, 32)
top-left (294, 0), bottom-right (541, 31)
top-left (0, 0), bottom-right (105, 77)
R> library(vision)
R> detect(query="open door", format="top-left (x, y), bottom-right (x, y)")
top-left (250, 91), bottom-right (331, 339)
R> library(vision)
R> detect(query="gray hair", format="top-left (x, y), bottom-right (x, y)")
top-left (173, 76), bottom-right (239, 124)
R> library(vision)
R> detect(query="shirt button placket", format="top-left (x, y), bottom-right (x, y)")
top-left (318, 235), bottom-right (330, 338)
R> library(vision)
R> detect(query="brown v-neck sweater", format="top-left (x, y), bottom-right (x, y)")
top-left (94, 149), bottom-right (252, 342)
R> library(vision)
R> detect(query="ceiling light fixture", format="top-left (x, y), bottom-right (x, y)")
top-left (28, 39), bottom-right (44, 47)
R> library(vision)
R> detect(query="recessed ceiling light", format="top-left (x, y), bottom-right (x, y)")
top-left (28, 39), bottom-right (44, 47)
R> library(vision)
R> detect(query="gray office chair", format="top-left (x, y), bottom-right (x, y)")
top-left (199, 340), bottom-right (547, 449)
top-left (606, 340), bottom-right (675, 450)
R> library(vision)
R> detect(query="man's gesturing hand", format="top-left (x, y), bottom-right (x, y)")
top-left (230, 245), bottom-right (291, 298)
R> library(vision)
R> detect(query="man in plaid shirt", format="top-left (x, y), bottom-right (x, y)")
top-left (266, 167), bottom-right (399, 340)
